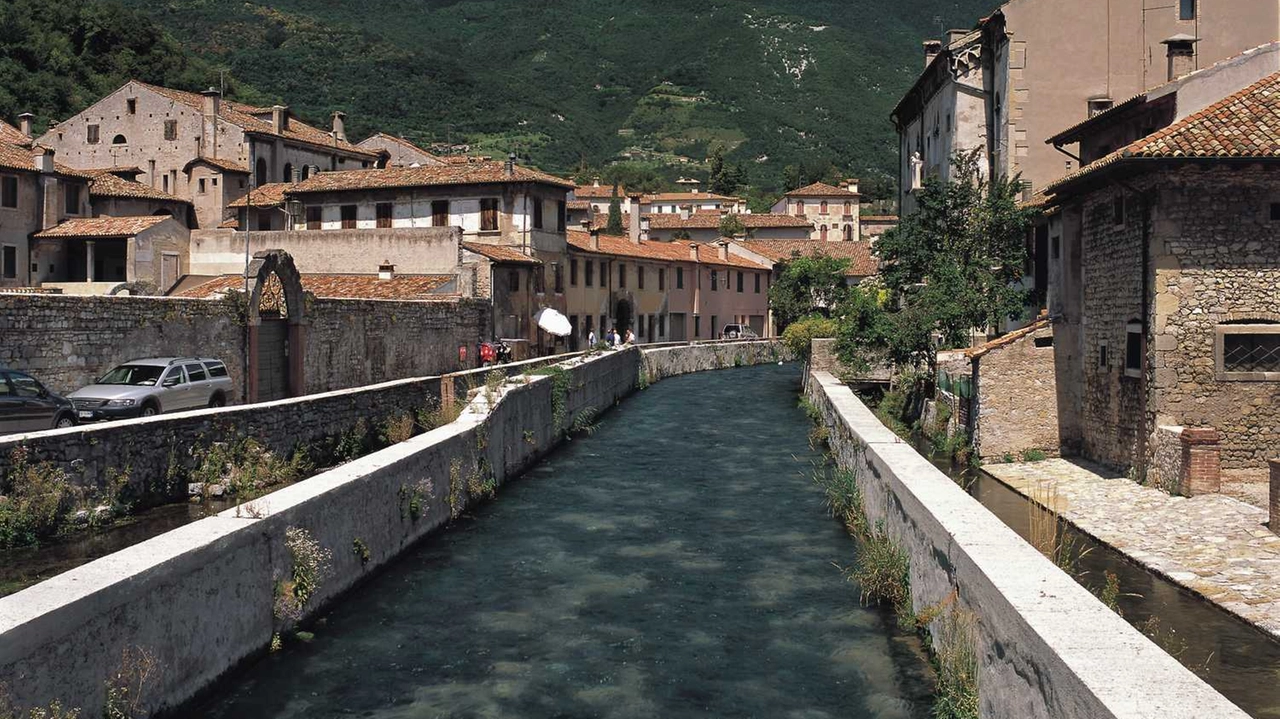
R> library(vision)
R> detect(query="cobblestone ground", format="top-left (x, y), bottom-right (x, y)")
top-left (984, 458), bottom-right (1280, 640)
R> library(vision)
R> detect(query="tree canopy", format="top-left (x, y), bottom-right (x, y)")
top-left (768, 253), bottom-right (852, 330)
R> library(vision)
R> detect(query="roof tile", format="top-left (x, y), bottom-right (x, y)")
top-left (176, 273), bottom-right (457, 300)
top-left (34, 215), bottom-right (171, 239)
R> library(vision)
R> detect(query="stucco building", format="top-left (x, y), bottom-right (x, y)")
top-left (1044, 69), bottom-right (1280, 484)
top-left (770, 181), bottom-right (862, 241)
top-left (356, 133), bottom-right (445, 168)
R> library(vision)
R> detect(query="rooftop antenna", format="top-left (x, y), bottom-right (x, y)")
top-left (933, 15), bottom-right (944, 37)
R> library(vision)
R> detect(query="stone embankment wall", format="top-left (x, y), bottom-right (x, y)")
top-left (804, 370), bottom-right (1248, 719)
top-left (0, 341), bottom-right (785, 717)
top-left (0, 293), bottom-right (489, 402)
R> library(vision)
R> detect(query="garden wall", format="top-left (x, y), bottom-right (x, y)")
top-left (0, 341), bottom-right (784, 716)
top-left (803, 370), bottom-right (1247, 719)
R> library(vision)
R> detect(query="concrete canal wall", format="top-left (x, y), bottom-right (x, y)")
top-left (803, 370), bottom-right (1249, 719)
top-left (0, 341), bottom-right (784, 716)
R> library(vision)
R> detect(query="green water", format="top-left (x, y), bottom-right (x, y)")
top-left (189, 364), bottom-right (932, 718)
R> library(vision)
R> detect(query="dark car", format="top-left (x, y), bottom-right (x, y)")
top-left (0, 370), bottom-right (77, 435)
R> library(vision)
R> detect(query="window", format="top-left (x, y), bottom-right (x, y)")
top-left (843, 225), bottom-right (854, 241)
top-left (1270, 203), bottom-right (1280, 222)
top-left (618, 263), bottom-right (626, 288)
top-left (480, 198), bottom-right (499, 232)
top-left (737, 271), bottom-right (744, 293)
top-left (557, 200), bottom-right (566, 231)
top-left (306, 206), bottom-right (321, 230)
top-left (844, 201), bottom-right (852, 216)
top-left (164, 120), bottom-right (177, 141)
top-left (1052, 236), bottom-right (1061, 260)
top-left (1179, 0), bottom-right (1195, 20)
top-left (1, 176), bottom-right (16, 208)
top-left (1099, 341), bottom-right (1109, 368)
top-left (820, 224), bottom-right (828, 241)
top-left (711, 316), bottom-right (718, 338)
top-left (432, 200), bottom-right (449, 227)
top-left (64, 185), bottom-right (80, 215)
top-left (570, 258), bottom-right (578, 286)
top-left (1113, 196), bottom-right (1125, 226)
top-left (820, 201), bottom-right (828, 215)
top-left (534, 267), bottom-right (545, 294)
top-left (554, 263), bottom-right (564, 293)
top-left (1218, 324), bottom-right (1280, 378)
top-left (10, 373), bottom-right (40, 398)
top-left (112, 134), bottom-right (127, 145)
top-left (695, 315), bottom-right (701, 338)
top-left (256, 158), bottom-right (268, 188)
top-left (2, 246), bottom-right (15, 279)
top-left (126, 99), bottom-right (137, 115)
top-left (754, 273), bottom-right (761, 293)
top-left (198, 178), bottom-right (207, 194)
top-left (184, 364), bottom-right (207, 382)
top-left (795, 200), bottom-right (804, 216)
top-left (341, 205), bottom-right (357, 229)
top-left (710, 270), bottom-right (718, 291)
top-left (204, 362), bottom-right (229, 378)
top-left (87, 124), bottom-right (100, 144)
top-left (163, 175), bottom-right (169, 193)
top-left (376, 203), bottom-right (393, 228)
top-left (508, 270), bottom-right (520, 292)
top-left (1125, 322), bottom-right (1143, 378)
top-left (533, 200), bottom-right (544, 230)
top-left (638, 266), bottom-right (645, 290)
top-left (658, 315), bottom-right (665, 337)
top-left (257, 210), bottom-right (272, 229)
top-left (658, 268), bottom-right (665, 291)
top-left (585, 259), bottom-right (594, 287)
top-left (282, 163), bottom-right (293, 183)
top-left (600, 315), bottom-right (607, 336)
top-left (600, 261), bottom-right (607, 287)
top-left (676, 267), bottom-right (684, 289)
top-left (638, 315), bottom-right (645, 339)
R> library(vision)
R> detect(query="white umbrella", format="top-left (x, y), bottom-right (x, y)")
top-left (534, 307), bottom-right (573, 337)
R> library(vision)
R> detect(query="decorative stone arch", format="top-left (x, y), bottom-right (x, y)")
top-left (108, 281), bottom-right (160, 296)
top-left (245, 249), bottom-right (307, 402)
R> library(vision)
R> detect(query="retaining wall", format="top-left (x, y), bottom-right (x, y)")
top-left (0, 340), bottom-right (785, 716)
top-left (803, 370), bottom-right (1248, 719)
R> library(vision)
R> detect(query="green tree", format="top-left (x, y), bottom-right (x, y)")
top-left (768, 253), bottom-right (852, 330)
top-left (605, 192), bottom-right (624, 235)
top-left (856, 149), bottom-right (1035, 374)
top-left (718, 213), bottom-right (747, 238)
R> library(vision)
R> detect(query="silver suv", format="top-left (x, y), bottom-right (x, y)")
top-left (68, 357), bottom-right (233, 421)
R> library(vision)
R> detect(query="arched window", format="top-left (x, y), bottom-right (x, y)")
top-left (301, 165), bottom-right (311, 181)
top-left (820, 224), bottom-right (828, 241)
top-left (820, 200), bottom-right (828, 214)
top-left (111, 134), bottom-right (127, 145)
top-left (283, 163), bottom-right (293, 183)
top-left (843, 225), bottom-right (853, 241)
top-left (255, 157), bottom-right (268, 188)
top-left (844, 201), bottom-right (852, 215)
top-left (795, 200), bottom-right (804, 216)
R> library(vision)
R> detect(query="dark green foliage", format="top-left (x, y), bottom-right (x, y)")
top-left (605, 194), bottom-right (624, 235)
top-left (768, 253), bottom-right (853, 330)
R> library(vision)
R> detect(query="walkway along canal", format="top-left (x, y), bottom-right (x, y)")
top-left (187, 363), bottom-right (935, 718)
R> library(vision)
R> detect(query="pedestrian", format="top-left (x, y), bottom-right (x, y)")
top-left (588, 329), bottom-right (597, 347)
top-left (606, 328), bottom-right (615, 347)
top-left (625, 328), bottom-right (635, 345)
top-left (613, 328), bottom-right (623, 347)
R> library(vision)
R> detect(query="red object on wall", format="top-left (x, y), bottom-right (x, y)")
top-left (459, 345), bottom-right (468, 363)
top-left (479, 343), bottom-right (496, 363)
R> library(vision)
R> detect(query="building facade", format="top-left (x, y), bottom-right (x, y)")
top-left (0, 133), bottom-right (93, 289)
top-left (770, 181), bottom-right (862, 241)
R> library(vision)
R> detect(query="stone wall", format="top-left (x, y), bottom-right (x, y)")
top-left (642, 339), bottom-right (791, 381)
top-left (0, 341), bottom-right (785, 716)
top-left (804, 370), bottom-right (1248, 719)
top-left (188, 227), bottom-right (464, 277)
top-left (0, 292), bottom-right (490, 402)
top-left (972, 322), bottom-right (1059, 460)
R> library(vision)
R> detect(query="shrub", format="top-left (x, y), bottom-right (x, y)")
top-left (417, 396), bottom-right (464, 432)
top-left (782, 316), bottom-right (838, 360)
top-left (380, 413), bottom-right (417, 445)
top-left (1020, 448), bottom-right (1047, 463)
top-left (274, 526), bottom-right (332, 622)
top-left (0, 448), bottom-right (81, 549)
top-left (191, 439), bottom-right (311, 498)
top-left (932, 607), bottom-right (980, 719)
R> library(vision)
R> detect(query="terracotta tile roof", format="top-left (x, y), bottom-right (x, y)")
top-left (641, 191), bottom-right (738, 203)
top-left (566, 229), bottom-right (769, 270)
top-left (183, 155), bottom-right (250, 174)
top-left (967, 312), bottom-right (1050, 358)
top-left (783, 181), bottom-right (859, 198)
top-left (566, 200), bottom-right (591, 210)
top-left (740, 239), bottom-right (877, 277)
top-left (1044, 93), bottom-right (1150, 146)
top-left (85, 170), bottom-right (190, 204)
top-left (227, 183), bottom-right (291, 208)
top-left (34, 215), bottom-right (170, 239)
top-left (135, 81), bottom-right (376, 159)
top-left (0, 121), bottom-right (28, 145)
top-left (461, 242), bottom-right (541, 265)
top-left (217, 218), bottom-right (240, 229)
top-left (592, 212), bottom-right (811, 232)
top-left (0, 141), bottom-right (90, 178)
top-left (441, 155), bottom-right (493, 164)
top-left (573, 183), bottom-right (627, 199)
top-left (175, 273), bottom-right (458, 300)
top-left (1047, 71), bottom-right (1280, 193)
top-left (287, 161), bottom-right (575, 194)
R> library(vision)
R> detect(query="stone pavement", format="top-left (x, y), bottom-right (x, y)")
top-left (984, 458), bottom-right (1280, 640)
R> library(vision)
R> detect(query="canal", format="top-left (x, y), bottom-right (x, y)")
top-left (188, 363), bottom-right (934, 718)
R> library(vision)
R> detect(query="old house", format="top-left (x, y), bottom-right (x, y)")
top-left (356, 133), bottom-right (446, 168)
top-left (0, 127), bottom-right (93, 289)
top-left (638, 190), bottom-right (744, 215)
top-left (592, 211), bottom-right (812, 243)
top-left (31, 215), bottom-right (187, 291)
top-left (1044, 69), bottom-right (1280, 486)
top-left (36, 81), bottom-right (378, 229)
top-left (770, 181), bottom-right (862, 241)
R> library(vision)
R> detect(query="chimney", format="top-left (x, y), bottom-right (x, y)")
top-left (640, 216), bottom-right (650, 242)
top-left (201, 88), bottom-right (221, 118)
top-left (592, 176), bottom-right (601, 188)
top-left (923, 40), bottom-right (942, 68)
top-left (17, 113), bottom-right (33, 139)
top-left (271, 105), bottom-right (289, 134)
top-left (378, 261), bottom-right (395, 281)
top-left (1162, 35), bottom-right (1199, 82)
top-left (32, 145), bottom-right (54, 174)
top-left (292, 165), bottom-right (302, 183)
top-left (505, 152), bottom-right (516, 177)
top-left (589, 229), bottom-right (601, 251)
top-left (629, 197), bottom-right (642, 244)
top-left (579, 219), bottom-right (591, 230)
top-left (689, 243), bottom-right (700, 262)
top-left (717, 241), bottom-right (729, 261)
top-left (946, 28), bottom-right (969, 45)
top-left (331, 111), bottom-right (346, 142)
top-left (680, 204), bottom-right (691, 220)
top-left (844, 178), bottom-right (859, 194)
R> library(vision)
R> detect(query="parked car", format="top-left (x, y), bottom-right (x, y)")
top-left (719, 324), bottom-right (760, 340)
top-left (68, 357), bottom-right (233, 421)
top-left (0, 369), bottom-right (77, 434)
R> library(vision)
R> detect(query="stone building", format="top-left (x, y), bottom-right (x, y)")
top-left (36, 81), bottom-right (378, 229)
top-left (770, 180), bottom-right (862, 241)
top-left (83, 168), bottom-right (193, 229)
top-left (356, 133), bottom-right (445, 168)
top-left (31, 215), bottom-right (188, 292)
top-left (0, 127), bottom-right (92, 289)
top-left (1044, 70), bottom-right (1280, 481)
top-left (892, 0), bottom-right (1280, 213)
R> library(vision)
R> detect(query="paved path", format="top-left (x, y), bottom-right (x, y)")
top-left (984, 458), bottom-right (1280, 640)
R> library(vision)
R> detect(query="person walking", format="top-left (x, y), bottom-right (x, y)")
top-left (588, 329), bottom-right (597, 347)
top-left (605, 328), bottom-right (615, 347)
top-left (613, 328), bottom-right (624, 347)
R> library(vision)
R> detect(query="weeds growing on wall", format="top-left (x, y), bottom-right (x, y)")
top-left (417, 396), bottom-right (465, 432)
top-left (379, 413), bottom-right (417, 445)
top-left (569, 407), bottom-right (600, 437)
top-left (531, 365), bottom-right (571, 433)
top-left (102, 646), bottom-right (160, 719)
top-left (333, 419), bottom-right (371, 463)
top-left (400, 477), bottom-right (435, 522)
top-left (930, 604), bottom-right (981, 719)
top-left (637, 367), bottom-right (650, 390)
top-left (352, 538), bottom-right (371, 566)
top-left (191, 439), bottom-right (312, 499)
top-left (0, 447), bottom-right (131, 550)
top-left (1020, 449), bottom-right (1047, 462)
top-left (274, 526), bottom-right (332, 623)
top-left (447, 458), bottom-right (466, 520)
top-left (484, 369), bottom-right (506, 406)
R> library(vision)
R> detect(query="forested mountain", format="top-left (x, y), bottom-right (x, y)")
top-left (1, 0), bottom-right (997, 200)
